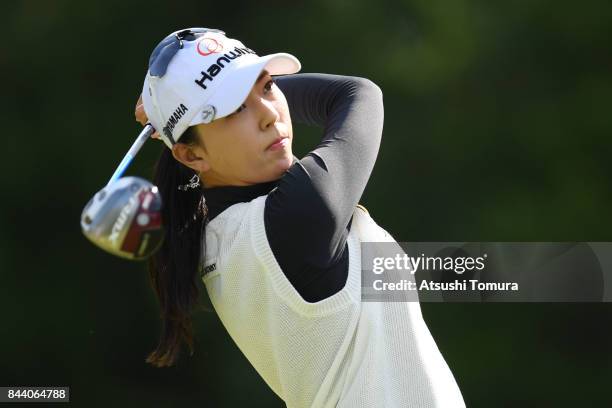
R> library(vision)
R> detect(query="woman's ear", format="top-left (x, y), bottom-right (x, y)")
top-left (171, 144), bottom-right (211, 173)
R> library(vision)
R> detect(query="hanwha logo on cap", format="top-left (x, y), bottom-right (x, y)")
top-left (201, 105), bottom-right (216, 124)
top-left (197, 37), bottom-right (223, 56)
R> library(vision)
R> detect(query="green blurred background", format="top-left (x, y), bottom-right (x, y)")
top-left (2, 0), bottom-right (611, 406)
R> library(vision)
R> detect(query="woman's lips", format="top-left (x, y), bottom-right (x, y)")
top-left (268, 137), bottom-right (289, 151)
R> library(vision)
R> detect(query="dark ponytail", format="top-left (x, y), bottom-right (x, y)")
top-left (145, 127), bottom-right (208, 367)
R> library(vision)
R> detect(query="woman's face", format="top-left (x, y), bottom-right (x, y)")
top-left (188, 70), bottom-right (293, 187)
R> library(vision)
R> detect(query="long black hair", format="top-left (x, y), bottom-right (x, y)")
top-left (146, 126), bottom-right (208, 367)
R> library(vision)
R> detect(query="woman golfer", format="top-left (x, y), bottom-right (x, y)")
top-left (135, 27), bottom-right (465, 407)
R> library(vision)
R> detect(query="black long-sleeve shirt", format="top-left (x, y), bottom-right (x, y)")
top-left (202, 73), bottom-right (384, 302)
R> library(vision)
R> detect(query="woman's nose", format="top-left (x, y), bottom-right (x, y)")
top-left (257, 98), bottom-right (280, 131)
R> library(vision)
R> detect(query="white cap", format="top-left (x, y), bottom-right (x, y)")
top-left (142, 28), bottom-right (301, 149)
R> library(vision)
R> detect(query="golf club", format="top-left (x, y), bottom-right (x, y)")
top-left (80, 124), bottom-right (164, 260)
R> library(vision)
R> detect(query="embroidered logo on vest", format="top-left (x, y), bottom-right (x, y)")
top-left (201, 263), bottom-right (217, 278)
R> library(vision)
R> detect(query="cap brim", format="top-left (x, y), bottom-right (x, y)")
top-left (189, 53), bottom-right (301, 125)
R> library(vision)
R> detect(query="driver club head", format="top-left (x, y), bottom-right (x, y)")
top-left (81, 176), bottom-right (164, 260)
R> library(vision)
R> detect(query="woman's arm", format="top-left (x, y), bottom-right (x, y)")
top-left (265, 73), bottom-right (384, 297)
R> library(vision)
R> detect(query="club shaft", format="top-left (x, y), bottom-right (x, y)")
top-left (107, 124), bottom-right (156, 186)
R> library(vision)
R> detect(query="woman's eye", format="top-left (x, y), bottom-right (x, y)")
top-left (264, 79), bottom-right (275, 93)
top-left (231, 79), bottom-right (274, 116)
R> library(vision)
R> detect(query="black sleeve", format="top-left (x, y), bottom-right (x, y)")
top-left (264, 73), bottom-right (384, 301)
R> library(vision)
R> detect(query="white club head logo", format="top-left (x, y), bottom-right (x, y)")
top-left (137, 213), bottom-right (150, 226)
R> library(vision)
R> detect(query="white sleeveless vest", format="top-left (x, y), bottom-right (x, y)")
top-left (201, 195), bottom-right (465, 408)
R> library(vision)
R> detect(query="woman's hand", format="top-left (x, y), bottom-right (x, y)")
top-left (135, 95), bottom-right (161, 139)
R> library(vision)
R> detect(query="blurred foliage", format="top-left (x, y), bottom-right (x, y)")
top-left (1, 0), bottom-right (611, 406)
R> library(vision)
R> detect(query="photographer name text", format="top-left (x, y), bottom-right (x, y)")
top-left (372, 279), bottom-right (519, 292)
